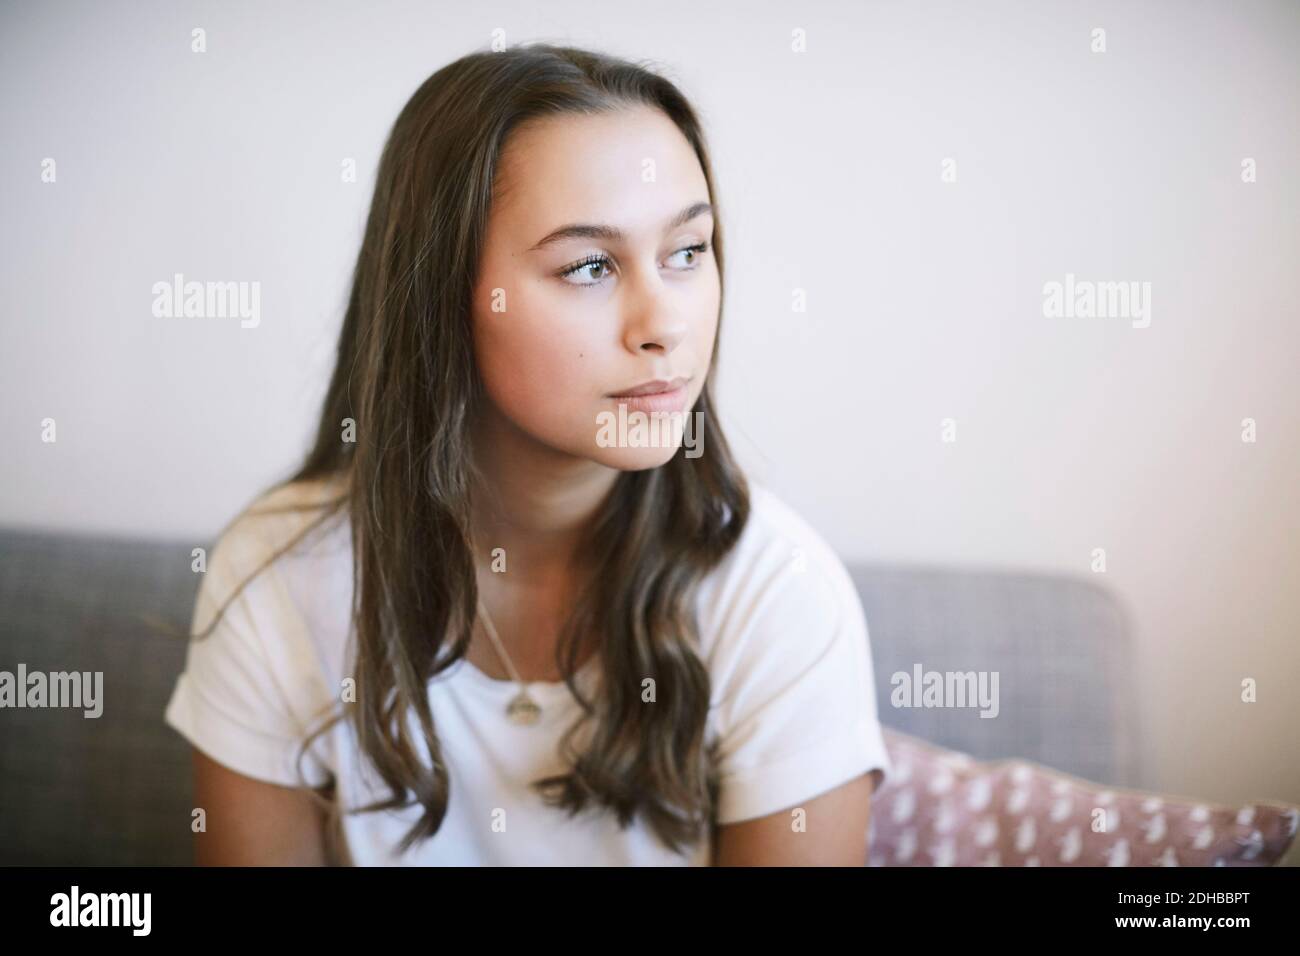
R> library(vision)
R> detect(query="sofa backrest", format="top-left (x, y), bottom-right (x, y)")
top-left (849, 563), bottom-right (1141, 787)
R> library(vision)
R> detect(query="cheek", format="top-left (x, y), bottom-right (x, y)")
top-left (475, 286), bottom-right (601, 430)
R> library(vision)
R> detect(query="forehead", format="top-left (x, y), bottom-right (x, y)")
top-left (490, 104), bottom-right (710, 238)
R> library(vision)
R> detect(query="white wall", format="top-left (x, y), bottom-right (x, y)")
top-left (2, 0), bottom-right (1297, 852)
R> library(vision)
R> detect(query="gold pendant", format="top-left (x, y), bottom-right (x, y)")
top-left (506, 690), bottom-right (542, 725)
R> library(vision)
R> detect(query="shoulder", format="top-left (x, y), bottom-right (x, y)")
top-left (203, 474), bottom-right (351, 594)
top-left (216, 473), bottom-right (349, 562)
top-left (194, 474), bottom-right (353, 671)
top-left (699, 480), bottom-right (859, 638)
top-left (697, 480), bottom-right (867, 687)
top-left (743, 481), bottom-right (853, 590)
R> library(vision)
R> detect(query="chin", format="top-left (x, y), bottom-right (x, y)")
top-left (588, 444), bottom-right (682, 471)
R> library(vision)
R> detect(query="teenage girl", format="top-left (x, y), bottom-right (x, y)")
top-left (165, 43), bottom-right (892, 866)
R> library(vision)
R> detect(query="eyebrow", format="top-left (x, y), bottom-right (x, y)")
top-left (527, 201), bottom-right (713, 252)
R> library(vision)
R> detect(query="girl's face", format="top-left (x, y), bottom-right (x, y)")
top-left (471, 104), bottom-right (720, 471)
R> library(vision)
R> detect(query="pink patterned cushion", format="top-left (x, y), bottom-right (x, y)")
top-left (867, 728), bottom-right (1299, 866)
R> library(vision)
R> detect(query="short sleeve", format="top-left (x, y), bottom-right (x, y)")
top-left (709, 557), bottom-right (893, 826)
top-left (163, 529), bottom-right (333, 789)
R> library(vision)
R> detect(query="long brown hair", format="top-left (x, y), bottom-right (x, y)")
top-left (187, 43), bottom-right (750, 861)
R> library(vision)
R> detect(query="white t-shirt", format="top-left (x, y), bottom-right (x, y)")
top-left (164, 476), bottom-right (893, 865)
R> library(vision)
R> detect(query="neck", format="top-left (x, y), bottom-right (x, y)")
top-left (468, 400), bottom-right (618, 582)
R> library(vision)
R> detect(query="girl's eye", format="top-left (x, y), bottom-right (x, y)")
top-left (557, 242), bottom-right (710, 288)
top-left (666, 242), bottom-right (709, 270)
top-left (559, 254), bottom-right (612, 286)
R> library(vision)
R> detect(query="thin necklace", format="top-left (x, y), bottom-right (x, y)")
top-left (475, 596), bottom-right (543, 726)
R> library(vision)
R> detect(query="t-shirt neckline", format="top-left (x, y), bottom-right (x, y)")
top-left (450, 652), bottom-right (601, 697)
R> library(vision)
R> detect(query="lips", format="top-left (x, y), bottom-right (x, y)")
top-left (605, 376), bottom-right (692, 415)
top-left (607, 376), bottom-right (691, 398)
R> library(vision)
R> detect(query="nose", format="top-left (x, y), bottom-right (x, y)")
top-left (621, 272), bottom-right (689, 356)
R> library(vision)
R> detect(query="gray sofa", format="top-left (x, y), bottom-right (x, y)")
top-left (0, 526), bottom-right (1142, 865)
